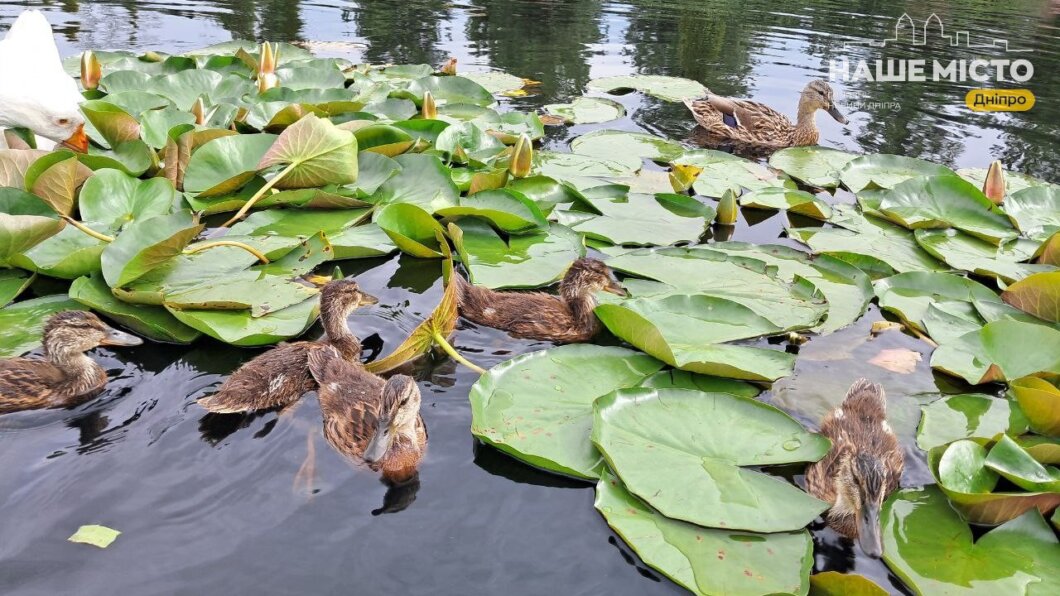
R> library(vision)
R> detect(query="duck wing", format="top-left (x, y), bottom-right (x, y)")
top-left (727, 99), bottom-right (793, 131)
top-left (0, 358), bottom-right (64, 413)
top-left (308, 347), bottom-right (385, 460)
top-left (197, 342), bottom-right (316, 413)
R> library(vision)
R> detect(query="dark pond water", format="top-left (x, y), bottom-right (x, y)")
top-left (1, 1), bottom-right (1056, 595)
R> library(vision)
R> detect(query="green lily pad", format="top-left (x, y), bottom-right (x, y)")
top-left (543, 97), bottom-right (625, 124)
top-left (916, 393), bottom-right (1029, 451)
top-left (533, 150), bottom-right (640, 179)
top-left (371, 153), bottom-right (460, 212)
top-left (352, 124), bottom-right (414, 157)
top-left (957, 167), bottom-right (1048, 197)
top-left (1009, 376), bottom-right (1060, 437)
top-left (639, 369), bottom-right (759, 398)
top-left (0, 191), bottom-right (64, 262)
top-left (257, 113), bottom-right (358, 189)
top-left (449, 219), bottom-right (583, 289)
top-left (329, 224), bottom-right (397, 260)
top-left (69, 274), bottom-right (200, 344)
top-left (596, 470), bottom-right (814, 596)
top-left (8, 223), bottom-right (107, 279)
top-left (435, 121), bottom-right (506, 161)
top-left (462, 70), bottom-right (526, 95)
top-left (81, 100), bottom-right (140, 147)
top-left (167, 294), bottom-right (319, 347)
top-left (930, 320), bottom-right (1060, 385)
top-left (227, 208), bottom-right (368, 237)
top-left (876, 175), bottom-right (1017, 245)
top-left (938, 440), bottom-right (999, 494)
top-left (183, 134), bottom-right (277, 197)
top-left (882, 486), bottom-right (1060, 595)
top-left (139, 107), bottom-right (196, 149)
top-left (921, 301), bottom-right (986, 345)
top-left (571, 129), bottom-right (684, 163)
top-left (101, 211), bottom-right (205, 288)
top-left (673, 150), bottom-right (794, 198)
top-left (437, 188), bottom-right (549, 234)
top-left (0, 269), bottom-right (33, 307)
top-left (874, 271), bottom-right (1000, 332)
top-left (78, 169), bottom-right (177, 231)
top-left (374, 203), bottom-right (446, 258)
top-left (768, 147), bottom-right (860, 189)
top-left (739, 188), bottom-right (833, 220)
top-left (407, 75), bottom-right (494, 107)
top-left (569, 192), bottom-right (711, 247)
top-left (985, 435), bottom-right (1060, 493)
top-left (808, 572), bottom-right (887, 596)
top-left (163, 271), bottom-right (319, 317)
top-left (24, 152), bottom-right (93, 216)
top-left (79, 140), bottom-right (154, 177)
top-left (593, 387), bottom-right (830, 532)
top-left (0, 294), bottom-right (82, 357)
top-left (1002, 271), bottom-right (1060, 323)
top-left (587, 75), bottom-right (706, 102)
top-left (1004, 185), bottom-right (1060, 241)
top-left (469, 344), bottom-right (663, 479)
top-left (914, 230), bottom-right (1051, 283)
top-left (68, 524), bottom-right (121, 549)
top-left (839, 154), bottom-right (954, 193)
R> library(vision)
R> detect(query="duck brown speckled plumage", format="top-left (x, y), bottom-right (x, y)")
top-left (196, 278), bottom-right (378, 413)
top-left (0, 311), bottom-right (142, 414)
top-left (684, 80), bottom-right (847, 149)
top-left (308, 346), bottom-right (427, 485)
top-left (453, 257), bottom-right (627, 343)
top-left (805, 379), bottom-right (904, 558)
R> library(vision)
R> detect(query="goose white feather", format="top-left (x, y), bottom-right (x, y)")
top-left (0, 10), bottom-right (87, 150)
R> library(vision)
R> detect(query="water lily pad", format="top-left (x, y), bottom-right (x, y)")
top-left (163, 271), bottom-right (319, 317)
top-left (874, 271), bottom-right (1000, 332)
top-left (1002, 271), bottom-right (1060, 323)
top-left (0, 191), bottom-right (65, 263)
top-left (957, 167), bottom-right (1048, 197)
top-left (543, 97), bottom-right (625, 124)
top-left (768, 147), bottom-right (860, 189)
top-left (930, 320), bottom-right (1060, 384)
top-left (78, 169), bottom-right (177, 230)
top-left (938, 440), bottom-right (999, 494)
top-left (914, 230), bottom-right (1052, 283)
top-left (374, 203), bottom-right (446, 258)
top-left (227, 208), bottom-right (368, 237)
top-left (68, 524), bottom-right (121, 549)
top-left (139, 107), bottom-right (196, 149)
top-left (462, 70), bottom-right (526, 95)
top-left (0, 269), bottom-right (33, 307)
top-left (587, 75), bottom-right (706, 102)
top-left (0, 294), bottom-right (83, 357)
top-left (876, 175), bottom-right (1018, 245)
top-left (24, 152), bottom-right (93, 216)
top-left (329, 224), bottom-right (397, 260)
top-left (437, 189), bottom-right (548, 234)
top-left (352, 124), bottom-right (414, 156)
top-left (839, 154), bottom-right (954, 193)
top-left (570, 192), bottom-right (710, 246)
top-left (639, 369), bottom-right (759, 398)
top-left (571, 129), bottom-right (684, 163)
top-left (985, 435), bottom-right (1060, 493)
top-left (407, 75), bottom-right (494, 107)
top-left (596, 470), bottom-right (814, 596)
top-left (1009, 376), bottom-right (1060, 437)
top-left (183, 134), bottom-right (277, 197)
top-left (450, 220), bottom-right (583, 289)
top-left (916, 393), bottom-right (1029, 451)
top-left (739, 188), bottom-right (832, 220)
top-left (257, 113), bottom-right (358, 189)
top-left (1004, 185), bottom-right (1060, 240)
top-left (593, 387), bottom-right (829, 532)
top-left (371, 153), bottom-right (460, 212)
top-left (673, 150), bottom-right (793, 198)
top-left (469, 344), bottom-right (663, 479)
top-left (101, 211), bottom-right (205, 288)
top-left (533, 150), bottom-right (640, 179)
top-left (81, 100), bottom-right (140, 147)
top-left (882, 486), bottom-right (1060, 594)
top-left (8, 223), bottom-right (107, 279)
top-left (69, 274), bottom-right (200, 344)
top-left (167, 294), bottom-right (319, 346)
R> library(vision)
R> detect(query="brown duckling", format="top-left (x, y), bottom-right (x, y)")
top-left (0, 311), bottom-right (142, 414)
top-left (805, 379), bottom-right (904, 558)
top-left (684, 79), bottom-right (847, 149)
top-left (453, 257), bottom-right (627, 343)
top-left (197, 279), bottom-right (378, 413)
top-left (308, 346), bottom-right (427, 485)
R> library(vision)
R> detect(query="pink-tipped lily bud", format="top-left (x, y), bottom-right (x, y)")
top-left (982, 160), bottom-right (1005, 205)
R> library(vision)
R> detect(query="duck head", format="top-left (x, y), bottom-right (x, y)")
top-left (835, 451), bottom-right (887, 558)
top-left (798, 79), bottom-right (847, 125)
top-left (560, 258), bottom-right (627, 301)
top-left (43, 311), bottom-right (142, 361)
top-left (319, 278), bottom-right (378, 322)
top-left (363, 375), bottom-right (422, 466)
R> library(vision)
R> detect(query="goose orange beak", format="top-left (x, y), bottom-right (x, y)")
top-left (60, 125), bottom-right (89, 153)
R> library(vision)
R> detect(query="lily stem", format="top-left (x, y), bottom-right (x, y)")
top-left (61, 216), bottom-right (114, 243)
top-left (184, 241), bottom-right (270, 263)
top-left (908, 325), bottom-right (939, 348)
top-left (217, 162), bottom-right (297, 229)
top-left (432, 330), bottom-right (486, 374)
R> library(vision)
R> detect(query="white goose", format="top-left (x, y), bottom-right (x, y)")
top-left (0, 10), bottom-right (87, 151)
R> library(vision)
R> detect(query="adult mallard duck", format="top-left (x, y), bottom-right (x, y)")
top-left (0, 10), bottom-right (88, 151)
top-left (453, 257), bottom-right (627, 343)
top-left (684, 80), bottom-right (847, 149)
top-left (0, 310), bottom-right (142, 414)
top-left (197, 279), bottom-right (378, 413)
top-left (805, 379), bottom-right (903, 558)
top-left (308, 346), bottom-right (427, 485)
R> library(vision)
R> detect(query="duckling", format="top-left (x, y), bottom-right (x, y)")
top-left (197, 279), bottom-right (378, 413)
top-left (0, 310), bottom-right (142, 414)
top-left (805, 379), bottom-right (904, 558)
top-left (684, 80), bottom-right (847, 149)
top-left (308, 346), bottom-right (427, 485)
top-left (453, 257), bottom-right (627, 343)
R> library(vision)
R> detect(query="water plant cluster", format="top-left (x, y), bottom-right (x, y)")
top-left (0, 41), bottom-right (1058, 595)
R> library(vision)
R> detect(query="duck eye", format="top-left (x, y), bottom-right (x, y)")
top-left (399, 398), bottom-right (409, 407)
top-left (57, 118), bottom-right (70, 126)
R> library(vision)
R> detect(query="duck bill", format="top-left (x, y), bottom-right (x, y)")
top-left (856, 501), bottom-right (884, 558)
top-left (99, 326), bottom-right (143, 347)
top-left (60, 125), bottom-right (89, 153)
top-left (359, 292), bottom-right (380, 306)
top-left (364, 421), bottom-right (393, 464)
top-left (603, 281), bottom-right (628, 297)
top-left (826, 104), bottom-right (848, 125)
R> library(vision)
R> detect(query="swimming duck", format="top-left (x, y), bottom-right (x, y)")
top-left (0, 310), bottom-right (142, 414)
top-left (0, 10), bottom-right (88, 151)
top-left (308, 346), bottom-right (427, 485)
top-left (453, 257), bottom-right (627, 343)
top-left (197, 279), bottom-right (378, 413)
top-left (805, 379), bottom-right (904, 558)
top-left (683, 80), bottom-right (847, 149)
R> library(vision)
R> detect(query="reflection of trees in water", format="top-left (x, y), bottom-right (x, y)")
top-left (352, 0), bottom-right (451, 65)
top-left (464, 0), bottom-right (603, 99)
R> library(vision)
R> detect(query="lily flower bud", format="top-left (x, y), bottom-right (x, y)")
top-left (509, 133), bottom-right (533, 178)
top-left (81, 50), bottom-right (101, 91)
